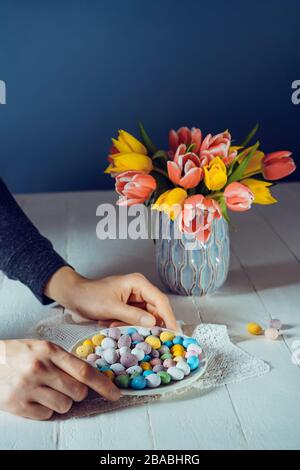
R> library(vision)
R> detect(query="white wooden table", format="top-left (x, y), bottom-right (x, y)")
top-left (1, 183), bottom-right (300, 450)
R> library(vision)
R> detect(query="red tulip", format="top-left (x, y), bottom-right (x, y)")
top-left (169, 127), bottom-right (202, 158)
top-left (167, 144), bottom-right (204, 189)
top-left (224, 182), bottom-right (254, 212)
top-left (262, 151), bottom-right (296, 180)
top-left (115, 171), bottom-right (156, 206)
top-left (179, 195), bottom-right (221, 243)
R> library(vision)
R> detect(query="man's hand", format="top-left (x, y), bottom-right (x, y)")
top-left (0, 339), bottom-right (121, 420)
top-left (45, 268), bottom-right (178, 330)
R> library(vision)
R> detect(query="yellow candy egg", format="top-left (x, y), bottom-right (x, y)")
top-left (247, 322), bottom-right (263, 335)
top-left (145, 335), bottom-right (161, 350)
top-left (83, 339), bottom-right (94, 348)
top-left (102, 370), bottom-right (115, 381)
top-left (92, 334), bottom-right (105, 346)
top-left (160, 331), bottom-right (175, 343)
top-left (140, 362), bottom-right (152, 371)
top-left (76, 344), bottom-right (93, 358)
top-left (171, 344), bottom-right (185, 355)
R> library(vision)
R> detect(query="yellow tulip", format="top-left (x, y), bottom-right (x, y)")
top-left (204, 157), bottom-right (227, 190)
top-left (152, 188), bottom-right (187, 221)
top-left (239, 150), bottom-right (264, 178)
top-left (112, 130), bottom-right (147, 155)
top-left (242, 178), bottom-right (277, 204)
top-left (105, 153), bottom-right (153, 174)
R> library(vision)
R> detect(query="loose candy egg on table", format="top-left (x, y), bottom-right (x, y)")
top-left (74, 326), bottom-right (204, 391)
top-left (264, 327), bottom-right (279, 340)
top-left (247, 322), bottom-right (263, 335)
top-left (270, 318), bottom-right (282, 330)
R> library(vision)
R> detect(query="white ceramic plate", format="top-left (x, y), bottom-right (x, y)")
top-left (71, 326), bottom-right (207, 396)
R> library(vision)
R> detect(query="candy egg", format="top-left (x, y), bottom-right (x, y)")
top-left (76, 344), bottom-right (93, 358)
top-left (187, 355), bottom-right (199, 371)
top-left (163, 359), bottom-right (176, 369)
top-left (102, 370), bottom-right (115, 380)
top-left (86, 353), bottom-right (100, 364)
top-left (137, 327), bottom-right (151, 337)
top-left (150, 326), bottom-right (162, 336)
top-left (172, 336), bottom-right (184, 345)
top-left (110, 363), bottom-right (125, 374)
top-left (151, 349), bottom-right (160, 358)
top-left (131, 333), bottom-right (144, 343)
top-left (140, 361), bottom-right (152, 371)
top-left (102, 337), bottom-right (117, 349)
top-left (95, 346), bottom-right (104, 355)
top-left (182, 337), bottom-right (197, 348)
top-left (153, 365), bottom-right (164, 373)
top-left (127, 327), bottom-right (138, 336)
top-left (185, 350), bottom-right (199, 359)
top-left (174, 356), bottom-right (185, 363)
top-left (161, 353), bottom-right (173, 361)
top-left (145, 373), bottom-right (161, 388)
top-left (145, 335), bottom-right (161, 350)
top-left (95, 358), bottom-right (109, 369)
top-left (126, 365), bottom-right (143, 375)
top-left (83, 339), bottom-right (94, 348)
top-left (108, 327), bottom-right (121, 340)
top-left (135, 342), bottom-right (152, 354)
top-left (120, 353), bottom-right (138, 368)
top-left (131, 348), bottom-right (145, 361)
top-left (158, 371), bottom-right (171, 384)
top-left (158, 345), bottom-right (170, 355)
top-left (167, 366), bottom-right (184, 381)
top-left (103, 348), bottom-right (118, 365)
top-left (160, 331), bottom-right (175, 343)
top-left (187, 343), bottom-right (202, 354)
top-left (118, 335), bottom-right (132, 348)
top-left (143, 370), bottom-right (153, 377)
top-left (115, 374), bottom-right (130, 389)
top-left (143, 354), bottom-right (151, 362)
top-left (171, 344), bottom-right (185, 356)
top-left (247, 322), bottom-right (263, 335)
top-left (150, 358), bottom-right (162, 366)
top-left (119, 346), bottom-right (131, 356)
top-left (130, 375), bottom-right (147, 390)
top-left (176, 361), bottom-right (191, 376)
top-left (270, 319), bottom-right (282, 330)
top-left (264, 327), bottom-right (279, 340)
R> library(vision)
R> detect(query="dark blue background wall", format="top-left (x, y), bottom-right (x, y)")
top-left (0, 0), bottom-right (299, 193)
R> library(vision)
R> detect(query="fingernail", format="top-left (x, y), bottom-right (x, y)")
top-left (141, 314), bottom-right (156, 327)
top-left (111, 387), bottom-right (122, 401)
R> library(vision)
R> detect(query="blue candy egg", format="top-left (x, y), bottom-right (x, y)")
top-left (131, 375), bottom-right (147, 390)
top-left (163, 340), bottom-right (173, 348)
top-left (99, 366), bottom-right (111, 372)
top-left (187, 355), bottom-right (199, 371)
top-left (132, 340), bottom-right (140, 345)
top-left (173, 336), bottom-right (184, 345)
top-left (183, 337), bottom-right (198, 348)
top-left (127, 327), bottom-right (138, 335)
top-left (143, 370), bottom-right (153, 377)
top-left (143, 354), bottom-right (151, 362)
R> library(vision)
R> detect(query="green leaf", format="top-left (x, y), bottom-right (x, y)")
top-left (152, 150), bottom-right (168, 161)
top-left (138, 121), bottom-right (158, 155)
top-left (227, 145), bottom-right (254, 177)
top-left (227, 141), bottom-right (260, 184)
top-left (241, 123), bottom-right (259, 148)
top-left (218, 195), bottom-right (235, 229)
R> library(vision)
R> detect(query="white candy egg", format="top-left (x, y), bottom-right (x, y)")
top-left (95, 346), bottom-right (104, 356)
top-left (145, 373), bottom-right (161, 388)
top-left (131, 347), bottom-right (145, 361)
top-left (176, 360), bottom-right (191, 376)
top-left (103, 347), bottom-right (118, 364)
top-left (137, 327), bottom-right (151, 337)
top-left (119, 346), bottom-right (131, 356)
top-left (110, 363), bottom-right (125, 374)
top-left (126, 365), bottom-right (143, 375)
top-left (101, 337), bottom-right (117, 349)
top-left (167, 366), bottom-right (184, 381)
top-left (95, 358), bottom-right (109, 368)
top-left (187, 343), bottom-right (202, 354)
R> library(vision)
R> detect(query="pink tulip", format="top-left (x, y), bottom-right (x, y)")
top-left (167, 144), bottom-right (204, 189)
top-left (179, 195), bottom-right (222, 243)
top-left (224, 182), bottom-right (254, 212)
top-left (169, 127), bottom-right (202, 158)
top-left (200, 131), bottom-right (232, 165)
top-left (115, 171), bottom-right (156, 206)
top-left (262, 151), bottom-right (296, 180)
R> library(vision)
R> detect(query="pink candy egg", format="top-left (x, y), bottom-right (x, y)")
top-left (153, 364), bottom-right (164, 373)
top-left (163, 358), bottom-right (176, 368)
top-left (131, 332), bottom-right (144, 342)
top-left (150, 358), bottom-right (162, 366)
top-left (270, 319), bottom-right (282, 330)
top-left (135, 342), bottom-right (151, 354)
top-left (118, 334), bottom-right (132, 349)
top-left (151, 326), bottom-right (161, 336)
top-left (108, 327), bottom-right (121, 340)
top-left (120, 353), bottom-right (138, 368)
top-left (86, 353), bottom-right (100, 364)
top-left (264, 328), bottom-right (279, 340)
top-left (151, 349), bottom-right (160, 358)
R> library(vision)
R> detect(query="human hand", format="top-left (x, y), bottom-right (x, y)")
top-left (0, 339), bottom-right (121, 420)
top-left (45, 268), bottom-right (178, 330)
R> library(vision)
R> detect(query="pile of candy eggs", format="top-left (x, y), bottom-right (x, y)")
top-left (247, 318), bottom-right (282, 340)
top-left (75, 326), bottom-right (204, 391)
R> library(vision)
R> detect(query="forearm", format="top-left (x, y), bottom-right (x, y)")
top-left (0, 178), bottom-right (68, 304)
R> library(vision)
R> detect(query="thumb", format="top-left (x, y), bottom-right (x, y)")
top-left (111, 302), bottom-right (156, 328)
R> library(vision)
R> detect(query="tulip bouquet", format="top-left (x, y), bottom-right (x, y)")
top-left (105, 124), bottom-right (296, 243)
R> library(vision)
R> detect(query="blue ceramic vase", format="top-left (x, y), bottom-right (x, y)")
top-left (155, 214), bottom-right (230, 296)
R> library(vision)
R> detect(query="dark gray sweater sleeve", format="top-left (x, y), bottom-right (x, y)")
top-left (0, 179), bottom-right (69, 304)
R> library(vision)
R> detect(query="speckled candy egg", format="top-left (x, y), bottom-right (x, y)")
top-left (126, 365), bottom-right (143, 375)
top-left (119, 346), bottom-right (131, 356)
top-left (163, 358), bottom-right (176, 369)
top-left (167, 366), bottom-right (184, 381)
top-left (151, 349), bottom-right (160, 358)
top-left (150, 326), bottom-right (162, 336)
top-left (115, 374), bottom-right (130, 389)
top-left (152, 364), bottom-right (164, 373)
top-left (158, 345), bottom-right (170, 355)
top-left (110, 363), bottom-right (125, 375)
top-left (76, 344), bottom-right (93, 358)
top-left (131, 347), bottom-right (145, 362)
top-left (101, 337), bottom-right (117, 349)
top-left (108, 327), bottom-right (121, 340)
top-left (137, 327), bottom-right (151, 337)
top-left (95, 358), bottom-right (109, 369)
top-left (131, 332), bottom-right (144, 343)
top-left (118, 334), bottom-right (132, 349)
top-left (120, 353), bottom-right (138, 368)
top-left (135, 342), bottom-right (151, 354)
top-left (176, 360), bottom-right (191, 376)
top-left (103, 348), bottom-right (118, 365)
top-left (145, 373), bottom-right (161, 388)
top-left (264, 327), bottom-right (279, 340)
top-left (86, 353), bottom-right (100, 365)
top-left (150, 358), bottom-right (162, 366)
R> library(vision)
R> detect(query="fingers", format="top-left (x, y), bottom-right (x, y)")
top-left (129, 275), bottom-right (179, 330)
top-left (44, 366), bottom-right (88, 402)
top-left (31, 386), bottom-right (73, 415)
top-left (51, 347), bottom-right (121, 401)
top-left (111, 301), bottom-right (156, 327)
top-left (22, 403), bottom-right (54, 421)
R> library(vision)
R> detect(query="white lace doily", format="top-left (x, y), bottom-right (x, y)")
top-left (29, 309), bottom-right (270, 391)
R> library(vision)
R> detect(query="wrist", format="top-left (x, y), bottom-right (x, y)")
top-left (44, 266), bottom-right (85, 310)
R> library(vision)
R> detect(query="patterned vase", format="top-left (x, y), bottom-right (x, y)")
top-left (155, 214), bottom-right (230, 296)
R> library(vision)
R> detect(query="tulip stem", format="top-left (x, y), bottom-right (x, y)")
top-left (152, 167), bottom-right (169, 179)
top-left (242, 170), bottom-right (263, 179)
